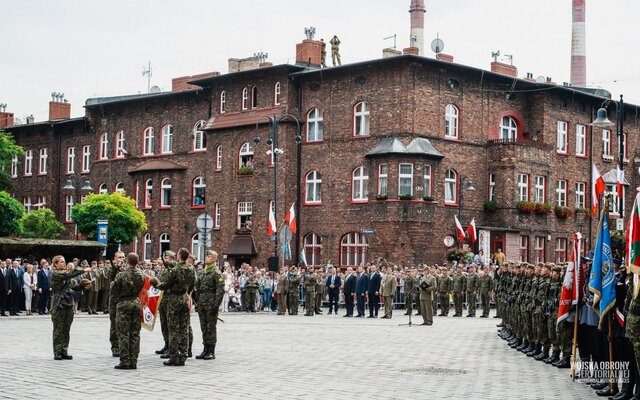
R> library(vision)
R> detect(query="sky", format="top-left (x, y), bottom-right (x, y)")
top-left (1, 0), bottom-right (639, 122)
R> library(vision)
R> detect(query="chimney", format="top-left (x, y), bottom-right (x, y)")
top-left (403, 47), bottom-right (420, 56)
top-left (409, 0), bottom-right (426, 56)
top-left (524, 72), bottom-right (535, 81)
top-left (490, 61), bottom-right (518, 77)
top-left (228, 56), bottom-right (260, 73)
top-left (570, 0), bottom-right (587, 87)
top-left (49, 92), bottom-right (70, 120)
top-left (295, 39), bottom-right (323, 67)
top-left (383, 48), bottom-right (402, 58)
top-left (436, 53), bottom-right (454, 62)
top-left (0, 103), bottom-right (14, 128)
top-left (172, 71), bottom-right (220, 91)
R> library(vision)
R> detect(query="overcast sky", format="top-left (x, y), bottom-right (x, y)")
top-left (2, 0), bottom-right (639, 122)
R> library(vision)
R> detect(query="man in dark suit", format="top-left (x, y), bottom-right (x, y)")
top-left (342, 267), bottom-right (356, 317)
top-left (37, 261), bottom-right (52, 314)
top-left (8, 261), bottom-right (22, 316)
top-left (367, 264), bottom-right (382, 318)
top-left (325, 267), bottom-right (342, 315)
top-left (0, 261), bottom-right (10, 316)
top-left (355, 266), bottom-right (369, 317)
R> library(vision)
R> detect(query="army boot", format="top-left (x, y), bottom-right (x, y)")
top-left (544, 349), bottom-right (560, 364)
top-left (525, 343), bottom-right (538, 356)
top-left (195, 346), bottom-right (209, 360)
top-left (155, 342), bottom-right (168, 355)
top-left (203, 344), bottom-right (215, 360)
top-left (534, 346), bottom-right (549, 361)
top-left (555, 355), bottom-right (571, 368)
top-left (516, 340), bottom-right (529, 351)
top-left (527, 343), bottom-right (541, 357)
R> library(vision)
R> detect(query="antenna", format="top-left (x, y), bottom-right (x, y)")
top-left (383, 34), bottom-right (397, 49)
top-left (491, 50), bottom-right (500, 62)
top-left (430, 34), bottom-right (445, 54)
top-left (253, 52), bottom-right (269, 63)
top-left (304, 26), bottom-right (316, 40)
top-left (0, 103), bottom-right (6, 112)
top-left (503, 54), bottom-right (513, 65)
top-left (142, 61), bottom-right (152, 93)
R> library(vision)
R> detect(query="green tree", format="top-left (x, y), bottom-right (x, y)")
top-left (22, 208), bottom-right (65, 239)
top-left (71, 192), bottom-right (147, 244)
top-left (0, 190), bottom-right (24, 236)
top-left (0, 130), bottom-right (25, 191)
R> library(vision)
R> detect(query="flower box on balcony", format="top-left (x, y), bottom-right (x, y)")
top-left (516, 201), bottom-right (534, 214)
top-left (533, 202), bottom-right (552, 215)
top-left (554, 206), bottom-right (573, 219)
top-left (483, 200), bottom-right (497, 212)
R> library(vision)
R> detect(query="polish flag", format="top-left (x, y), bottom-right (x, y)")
top-left (268, 204), bottom-right (277, 237)
top-left (454, 215), bottom-right (466, 242)
top-left (284, 203), bottom-right (297, 234)
top-left (592, 163), bottom-right (606, 215)
top-left (466, 218), bottom-right (477, 243)
top-left (617, 166), bottom-right (625, 200)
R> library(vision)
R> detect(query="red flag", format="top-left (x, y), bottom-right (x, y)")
top-left (454, 215), bottom-right (465, 242)
top-left (268, 204), bottom-right (277, 236)
top-left (592, 162), bottom-right (606, 215)
top-left (617, 166), bottom-right (624, 200)
top-left (466, 218), bottom-right (477, 243)
top-left (140, 275), bottom-right (162, 331)
top-left (284, 203), bottom-right (296, 234)
top-left (557, 232), bottom-right (581, 326)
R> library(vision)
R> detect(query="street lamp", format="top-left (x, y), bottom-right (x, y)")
top-left (63, 176), bottom-right (94, 239)
top-left (254, 113), bottom-right (302, 267)
top-left (458, 175), bottom-right (476, 221)
top-left (591, 94), bottom-right (624, 218)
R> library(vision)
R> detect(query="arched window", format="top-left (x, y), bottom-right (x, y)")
top-left (304, 233), bottom-right (322, 266)
top-left (238, 143), bottom-right (254, 170)
top-left (99, 133), bottom-right (109, 160)
top-left (193, 120), bottom-right (206, 151)
top-left (115, 182), bottom-right (125, 194)
top-left (274, 82), bottom-right (281, 105)
top-left (159, 233), bottom-right (170, 256)
top-left (143, 127), bottom-right (155, 155)
top-left (499, 116), bottom-right (517, 140)
top-left (251, 86), bottom-right (258, 109)
top-left (191, 233), bottom-right (204, 262)
top-left (161, 124), bottom-right (174, 154)
top-left (444, 169), bottom-right (458, 205)
top-left (353, 102), bottom-right (370, 137)
top-left (306, 108), bottom-right (324, 142)
top-left (242, 88), bottom-right (248, 110)
top-left (305, 171), bottom-right (322, 204)
top-left (144, 179), bottom-right (153, 208)
top-left (115, 130), bottom-right (126, 158)
top-left (143, 233), bottom-right (152, 261)
top-left (215, 145), bottom-right (223, 171)
top-left (99, 183), bottom-right (108, 194)
top-left (340, 232), bottom-right (368, 267)
top-left (351, 166), bottom-right (369, 202)
top-left (445, 104), bottom-right (459, 139)
top-left (192, 177), bottom-right (206, 207)
top-left (161, 178), bottom-right (172, 208)
top-left (220, 91), bottom-right (226, 114)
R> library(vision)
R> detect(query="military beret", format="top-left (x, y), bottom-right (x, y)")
top-left (527, 264), bottom-right (535, 270)
top-left (164, 250), bottom-right (176, 257)
top-left (205, 250), bottom-right (217, 256)
top-left (552, 265), bottom-right (562, 273)
top-left (186, 254), bottom-right (196, 261)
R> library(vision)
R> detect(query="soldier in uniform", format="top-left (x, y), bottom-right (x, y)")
top-left (99, 260), bottom-right (110, 313)
top-left (381, 266), bottom-right (398, 319)
top-left (108, 251), bottom-right (126, 357)
top-left (112, 253), bottom-right (145, 370)
top-left (155, 251), bottom-right (176, 357)
top-left (50, 256), bottom-right (90, 360)
top-left (466, 265), bottom-right (480, 317)
top-left (276, 267), bottom-right (289, 315)
top-left (479, 266), bottom-right (493, 318)
top-left (532, 263), bottom-right (552, 360)
top-left (288, 267), bottom-right (301, 315)
top-left (414, 268), bottom-right (422, 316)
top-left (304, 267), bottom-right (317, 316)
top-left (195, 250), bottom-right (225, 360)
top-left (330, 35), bottom-right (341, 66)
top-left (403, 269), bottom-right (417, 315)
top-left (419, 267), bottom-right (437, 326)
top-left (245, 270), bottom-right (258, 313)
top-left (84, 261), bottom-right (99, 315)
top-left (315, 269), bottom-right (325, 314)
top-left (451, 266), bottom-right (466, 317)
top-left (438, 269), bottom-right (452, 316)
top-left (432, 267), bottom-right (441, 317)
top-left (543, 264), bottom-right (562, 364)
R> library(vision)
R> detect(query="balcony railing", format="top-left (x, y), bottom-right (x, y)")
top-left (486, 137), bottom-right (551, 150)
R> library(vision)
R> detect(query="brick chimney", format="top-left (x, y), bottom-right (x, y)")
top-left (490, 61), bottom-right (518, 77)
top-left (0, 110), bottom-right (14, 128)
top-left (172, 71), bottom-right (220, 91)
top-left (436, 53), bottom-right (454, 63)
top-left (296, 39), bottom-right (323, 67)
top-left (49, 96), bottom-right (71, 120)
top-left (403, 47), bottom-right (420, 56)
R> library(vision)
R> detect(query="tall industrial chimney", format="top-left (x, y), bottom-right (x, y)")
top-left (409, 0), bottom-right (426, 56)
top-left (570, 0), bottom-right (586, 87)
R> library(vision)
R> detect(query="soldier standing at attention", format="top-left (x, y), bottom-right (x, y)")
top-left (50, 256), bottom-right (90, 360)
top-left (112, 253), bottom-right (145, 370)
top-left (288, 267), bottom-right (301, 315)
top-left (438, 269), bottom-right (452, 316)
top-left (155, 251), bottom-right (176, 358)
top-left (109, 251), bottom-right (126, 357)
top-left (479, 266), bottom-right (494, 318)
top-left (451, 265), bottom-right (466, 317)
top-left (276, 267), bottom-right (289, 315)
top-left (466, 265), bottom-right (480, 317)
top-left (304, 267), bottom-right (317, 316)
top-left (245, 270), bottom-right (258, 313)
top-left (432, 267), bottom-right (441, 316)
top-left (403, 269), bottom-right (416, 315)
top-left (315, 269), bottom-right (325, 314)
top-left (419, 267), bottom-right (437, 326)
top-left (381, 266), bottom-right (398, 319)
top-left (544, 264), bottom-right (563, 365)
top-left (195, 250), bottom-right (225, 360)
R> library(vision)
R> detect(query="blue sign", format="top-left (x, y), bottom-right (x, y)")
top-left (97, 219), bottom-right (108, 244)
top-left (362, 229), bottom-right (375, 235)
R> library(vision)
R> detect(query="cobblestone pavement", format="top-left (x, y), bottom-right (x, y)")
top-left (1, 309), bottom-right (594, 400)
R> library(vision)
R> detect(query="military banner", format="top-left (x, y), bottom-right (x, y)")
top-left (588, 209), bottom-right (616, 328)
top-left (140, 275), bottom-right (162, 331)
top-left (557, 232), bottom-right (581, 326)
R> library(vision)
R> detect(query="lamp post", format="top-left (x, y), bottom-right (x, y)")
top-left (458, 175), bottom-right (476, 221)
top-left (62, 175), bottom-right (94, 240)
top-left (254, 113), bottom-right (302, 267)
top-left (591, 94), bottom-right (624, 218)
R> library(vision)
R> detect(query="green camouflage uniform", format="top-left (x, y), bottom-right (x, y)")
top-left (479, 272), bottom-right (493, 317)
top-left (547, 274), bottom-right (562, 357)
top-left (196, 264), bottom-right (225, 349)
top-left (432, 273), bottom-right (441, 315)
top-left (466, 271), bottom-right (479, 316)
top-left (438, 274), bottom-right (452, 316)
top-left (452, 272), bottom-right (466, 316)
top-left (288, 274), bottom-right (301, 315)
top-left (108, 262), bottom-right (122, 352)
top-left (534, 275), bottom-right (550, 348)
top-left (112, 266), bottom-right (145, 366)
top-left (404, 276), bottom-right (416, 314)
top-left (50, 266), bottom-right (84, 356)
top-left (158, 261), bottom-right (176, 347)
top-left (304, 272), bottom-right (318, 316)
top-left (245, 275), bottom-right (259, 312)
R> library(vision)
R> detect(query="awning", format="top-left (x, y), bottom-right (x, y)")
top-left (476, 226), bottom-right (520, 233)
top-left (365, 137), bottom-right (444, 159)
top-left (201, 106), bottom-right (290, 131)
top-left (602, 169), bottom-right (630, 185)
top-left (226, 235), bottom-right (257, 256)
top-left (128, 160), bottom-right (188, 174)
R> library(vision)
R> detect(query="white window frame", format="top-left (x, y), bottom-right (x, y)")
top-left (143, 127), bottom-right (155, 156)
top-left (424, 165), bottom-right (432, 198)
top-left (575, 182), bottom-right (585, 209)
top-left (220, 91), bottom-right (226, 114)
top-left (144, 179), bottom-right (153, 208)
top-left (274, 82), bottom-right (281, 106)
top-left (353, 102), bottom-right (370, 137)
top-left (306, 108), bottom-right (324, 142)
top-left (556, 121), bottom-right (568, 154)
top-left (214, 202), bottom-right (221, 229)
top-left (39, 148), bottom-right (48, 175)
top-left (305, 170), bottom-right (322, 204)
top-left (193, 120), bottom-right (206, 151)
top-left (65, 195), bottom-right (74, 222)
top-left (143, 233), bottom-right (152, 261)
top-left (10, 155), bottom-right (18, 178)
top-left (191, 233), bottom-right (204, 262)
top-left (398, 163), bottom-right (413, 197)
top-left (340, 232), bottom-right (368, 267)
top-left (99, 183), bottom-right (108, 194)
top-left (519, 235), bottom-right (529, 263)
top-left (445, 104), bottom-right (459, 139)
top-left (534, 236), bottom-right (545, 264)
top-left (35, 195), bottom-right (46, 210)
top-left (575, 124), bottom-right (586, 157)
top-left (159, 233), bottom-right (170, 256)
top-left (115, 182), bottom-right (125, 194)
top-left (81, 145), bottom-right (91, 173)
top-left (517, 173), bottom-right (529, 202)
top-left (303, 233), bottom-right (322, 266)
top-left (214, 145), bottom-right (222, 171)
top-left (499, 116), bottom-right (517, 140)
top-left (488, 173), bottom-right (496, 202)
top-left (242, 88), bottom-right (248, 111)
top-left (556, 180), bottom-right (567, 207)
top-left (192, 177), bottom-right (206, 207)
top-left (351, 166), bottom-right (369, 202)
top-left (99, 133), bottom-right (109, 160)
top-left (115, 130), bottom-right (126, 158)
top-left (24, 150), bottom-right (33, 176)
top-left (606, 184), bottom-right (625, 216)
top-left (602, 129), bottom-right (612, 160)
top-left (161, 178), bottom-right (171, 208)
top-left (66, 147), bottom-right (75, 174)
top-left (23, 197), bottom-right (32, 214)
top-left (237, 201), bottom-right (253, 229)
top-left (161, 125), bottom-right (173, 154)
top-left (378, 164), bottom-right (388, 197)
top-left (444, 169), bottom-right (457, 205)
top-left (238, 143), bottom-right (254, 169)
top-left (251, 86), bottom-right (258, 109)
top-left (534, 176), bottom-right (545, 203)
top-left (555, 238), bottom-right (568, 264)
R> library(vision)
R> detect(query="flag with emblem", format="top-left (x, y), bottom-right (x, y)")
top-left (557, 232), bottom-right (581, 326)
top-left (588, 209), bottom-right (616, 328)
top-left (140, 275), bottom-right (162, 331)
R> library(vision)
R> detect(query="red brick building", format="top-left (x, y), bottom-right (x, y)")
top-left (3, 39), bottom-right (639, 267)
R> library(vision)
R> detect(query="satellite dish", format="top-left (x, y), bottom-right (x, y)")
top-left (13, 117), bottom-right (22, 125)
top-left (150, 85), bottom-right (161, 94)
top-left (535, 76), bottom-right (546, 83)
top-left (431, 38), bottom-right (445, 54)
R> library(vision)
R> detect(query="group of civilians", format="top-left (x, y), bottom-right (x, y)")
top-left (0, 258), bottom-right (53, 316)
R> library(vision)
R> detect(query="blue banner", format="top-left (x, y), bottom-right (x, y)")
top-left (588, 211), bottom-right (616, 328)
top-left (97, 219), bottom-right (108, 244)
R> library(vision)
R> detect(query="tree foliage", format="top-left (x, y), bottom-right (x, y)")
top-left (71, 192), bottom-right (147, 244)
top-left (0, 130), bottom-right (25, 191)
top-left (22, 208), bottom-right (65, 239)
top-left (0, 191), bottom-right (24, 236)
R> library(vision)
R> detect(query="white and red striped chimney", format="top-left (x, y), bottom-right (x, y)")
top-left (570, 0), bottom-right (586, 87)
top-left (409, 0), bottom-right (426, 56)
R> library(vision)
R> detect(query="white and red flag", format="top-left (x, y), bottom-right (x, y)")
top-left (454, 215), bottom-right (466, 242)
top-left (617, 166), bottom-right (625, 200)
top-left (268, 204), bottom-right (277, 237)
top-left (591, 162), bottom-right (606, 214)
top-left (284, 203), bottom-right (297, 234)
top-left (557, 232), bottom-right (582, 326)
top-left (140, 275), bottom-right (162, 331)
top-left (466, 218), bottom-right (477, 243)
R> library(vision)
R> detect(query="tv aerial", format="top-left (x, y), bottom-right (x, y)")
top-left (430, 34), bottom-right (445, 54)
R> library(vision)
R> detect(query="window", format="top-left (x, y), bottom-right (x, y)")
top-left (35, 196), bottom-right (46, 209)
top-left (143, 233), bottom-right (152, 261)
top-left (39, 148), bottom-right (48, 175)
top-left (159, 233), bottom-right (170, 256)
top-left (351, 166), bottom-right (369, 202)
top-left (424, 166), bottom-right (433, 197)
top-left (144, 179), bottom-right (152, 208)
top-left (220, 91), bottom-right (226, 114)
top-left (193, 120), bottom-right (206, 151)
top-left (304, 233), bottom-right (322, 266)
top-left (274, 82), bottom-right (281, 105)
top-left (606, 184), bottom-right (625, 216)
top-left (191, 233), bottom-right (204, 262)
top-left (340, 232), bottom-right (368, 267)
top-left (115, 130), bottom-right (126, 158)
top-left (192, 177), bottom-right (206, 207)
top-left (143, 127), bottom-right (155, 156)
top-left (238, 143), bottom-right (254, 169)
top-left (378, 164), bottom-right (388, 197)
top-left (134, 181), bottom-right (139, 208)
top-left (519, 235), bottom-right (529, 263)
top-left (576, 124), bottom-right (586, 157)
top-left (353, 102), bottom-right (370, 137)
top-left (306, 108), bottom-right (324, 142)
top-left (99, 183), bottom-right (108, 194)
top-left (517, 173), bottom-right (529, 202)
top-left (24, 150), bottom-right (33, 176)
top-left (575, 182), bottom-right (585, 209)
top-left (488, 173), bottom-right (496, 201)
top-left (445, 104), bottom-right (459, 139)
top-left (251, 86), bottom-right (258, 109)
top-left (161, 178), bottom-right (172, 208)
top-left (23, 197), bottom-right (32, 214)
top-left (81, 145), bottom-right (90, 173)
top-left (444, 169), bottom-right (457, 204)
top-left (556, 180), bottom-right (567, 207)
top-left (555, 238), bottom-right (568, 264)
top-left (399, 163), bottom-right (413, 197)
top-left (237, 201), bottom-right (253, 229)
top-left (161, 125), bottom-right (173, 154)
top-left (305, 171), bottom-right (322, 204)
top-left (66, 147), bottom-right (75, 174)
top-left (242, 88), bottom-right (248, 110)
top-left (602, 129), bottom-right (612, 160)
top-left (215, 145), bottom-right (223, 171)
top-left (99, 133), bottom-right (109, 160)
top-left (115, 182), bottom-right (125, 194)
top-left (499, 116), bottom-right (517, 140)
top-left (534, 236), bottom-right (546, 264)
top-left (214, 202), bottom-right (221, 229)
top-left (65, 195), bottom-right (73, 222)
top-left (556, 121), bottom-right (568, 154)
top-left (534, 176), bottom-right (546, 203)
top-left (10, 155), bottom-right (17, 178)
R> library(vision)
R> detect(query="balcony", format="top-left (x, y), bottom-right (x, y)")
top-left (487, 138), bottom-right (552, 167)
